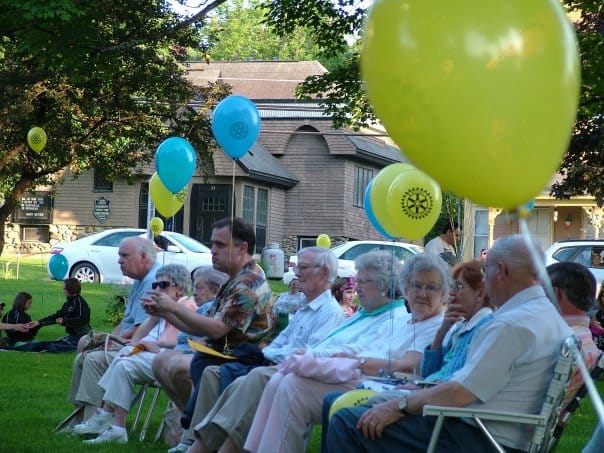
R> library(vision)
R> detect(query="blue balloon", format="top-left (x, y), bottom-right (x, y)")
top-left (211, 95), bottom-right (261, 159)
top-left (155, 137), bottom-right (197, 194)
top-left (364, 178), bottom-right (394, 240)
top-left (49, 254), bottom-right (69, 280)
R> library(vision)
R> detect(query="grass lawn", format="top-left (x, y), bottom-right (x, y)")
top-left (0, 256), bottom-right (601, 452)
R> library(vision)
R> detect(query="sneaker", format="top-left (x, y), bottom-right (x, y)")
top-left (168, 442), bottom-right (192, 453)
top-left (72, 411), bottom-right (113, 435)
top-left (83, 426), bottom-right (128, 444)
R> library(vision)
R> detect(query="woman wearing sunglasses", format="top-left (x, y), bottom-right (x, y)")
top-left (72, 264), bottom-right (196, 444)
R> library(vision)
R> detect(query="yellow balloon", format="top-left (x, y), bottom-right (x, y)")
top-left (149, 217), bottom-right (164, 235)
top-left (329, 389), bottom-right (377, 419)
top-left (370, 163), bottom-right (414, 237)
top-left (150, 172), bottom-right (184, 217)
top-left (386, 168), bottom-right (443, 241)
top-left (362, 0), bottom-right (580, 209)
top-left (27, 127), bottom-right (47, 153)
top-left (316, 234), bottom-right (331, 249)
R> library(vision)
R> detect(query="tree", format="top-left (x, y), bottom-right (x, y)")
top-left (0, 0), bottom-right (231, 255)
top-left (262, 0), bottom-right (604, 202)
top-left (550, 1), bottom-right (604, 205)
top-left (194, 0), bottom-right (322, 62)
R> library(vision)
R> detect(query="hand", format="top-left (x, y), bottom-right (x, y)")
top-left (357, 399), bottom-right (405, 440)
top-left (441, 302), bottom-right (466, 331)
top-left (13, 323), bottom-right (29, 333)
top-left (138, 341), bottom-right (160, 353)
top-left (331, 352), bottom-right (357, 359)
top-left (56, 317), bottom-right (64, 325)
top-left (142, 289), bottom-right (176, 315)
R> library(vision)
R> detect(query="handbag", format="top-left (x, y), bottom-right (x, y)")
top-left (278, 351), bottom-right (361, 384)
top-left (77, 330), bottom-right (127, 362)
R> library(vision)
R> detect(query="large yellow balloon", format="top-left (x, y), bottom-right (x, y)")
top-left (150, 173), bottom-right (184, 217)
top-left (27, 127), bottom-right (47, 153)
top-left (370, 163), bottom-right (414, 237)
top-left (362, 0), bottom-right (580, 209)
top-left (386, 168), bottom-right (442, 241)
top-left (329, 389), bottom-right (377, 419)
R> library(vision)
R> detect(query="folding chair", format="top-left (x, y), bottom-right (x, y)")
top-left (549, 351), bottom-right (604, 449)
top-left (423, 335), bottom-right (579, 453)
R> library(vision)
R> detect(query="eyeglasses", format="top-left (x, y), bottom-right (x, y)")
top-left (152, 281), bottom-right (175, 290)
top-left (452, 281), bottom-right (470, 292)
top-left (295, 264), bottom-right (321, 272)
top-left (356, 278), bottom-right (376, 286)
top-left (410, 282), bottom-right (442, 294)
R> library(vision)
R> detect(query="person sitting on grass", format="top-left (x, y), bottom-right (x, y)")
top-left (1, 292), bottom-right (37, 346)
top-left (12, 278), bottom-right (91, 353)
top-left (72, 264), bottom-right (196, 444)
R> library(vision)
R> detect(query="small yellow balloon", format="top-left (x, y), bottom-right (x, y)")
top-left (27, 127), bottom-right (47, 153)
top-left (329, 389), bottom-right (377, 419)
top-left (149, 217), bottom-right (164, 235)
top-left (150, 172), bottom-right (184, 217)
top-left (316, 234), bottom-right (331, 249)
top-left (362, 0), bottom-right (580, 209)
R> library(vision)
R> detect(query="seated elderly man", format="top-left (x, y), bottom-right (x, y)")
top-left (325, 234), bottom-right (572, 453)
top-left (72, 264), bottom-right (196, 444)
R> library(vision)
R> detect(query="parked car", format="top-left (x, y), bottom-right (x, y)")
top-left (544, 239), bottom-right (604, 292)
top-left (282, 240), bottom-right (423, 285)
top-left (48, 228), bottom-right (212, 283)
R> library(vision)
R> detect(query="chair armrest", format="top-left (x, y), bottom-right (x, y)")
top-left (423, 405), bottom-right (546, 426)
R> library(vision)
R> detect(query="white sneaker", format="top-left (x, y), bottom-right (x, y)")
top-left (72, 411), bottom-right (113, 435)
top-left (168, 442), bottom-right (192, 453)
top-left (83, 426), bottom-right (128, 444)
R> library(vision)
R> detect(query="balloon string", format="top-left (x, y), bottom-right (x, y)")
top-left (229, 159), bottom-right (236, 269)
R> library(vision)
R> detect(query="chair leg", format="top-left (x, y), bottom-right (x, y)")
top-left (131, 384), bottom-right (149, 432)
top-left (140, 386), bottom-right (162, 442)
top-left (426, 415), bottom-right (445, 453)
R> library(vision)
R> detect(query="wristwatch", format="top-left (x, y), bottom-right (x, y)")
top-left (359, 357), bottom-right (367, 372)
top-left (398, 396), bottom-right (410, 415)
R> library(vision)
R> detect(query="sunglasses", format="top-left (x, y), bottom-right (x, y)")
top-left (152, 281), bottom-right (175, 290)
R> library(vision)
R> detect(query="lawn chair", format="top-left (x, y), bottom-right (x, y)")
top-left (423, 335), bottom-right (579, 453)
top-left (549, 351), bottom-right (604, 449)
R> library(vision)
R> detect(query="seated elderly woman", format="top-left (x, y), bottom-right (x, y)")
top-left (72, 264), bottom-right (196, 444)
top-left (243, 253), bottom-right (450, 453)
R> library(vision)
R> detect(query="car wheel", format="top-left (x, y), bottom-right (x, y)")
top-left (71, 262), bottom-right (100, 283)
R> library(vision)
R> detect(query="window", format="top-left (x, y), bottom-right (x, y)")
top-left (353, 166), bottom-right (374, 208)
top-left (22, 226), bottom-right (49, 242)
top-left (256, 189), bottom-right (268, 251)
top-left (93, 168), bottom-right (113, 192)
top-left (240, 185), bottom-right (268, 253)
top-left (243, 185), bottom-right (255, 225)
top-left (473, 209), bottom-right (489, 259)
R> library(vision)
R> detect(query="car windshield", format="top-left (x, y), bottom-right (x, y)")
top-left (164, 232), bottom-right (210, 253)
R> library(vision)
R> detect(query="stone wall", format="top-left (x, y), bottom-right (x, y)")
top-left (3, 223), bottom-right (109, 255)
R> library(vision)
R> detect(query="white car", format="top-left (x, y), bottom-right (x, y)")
top-left (48, 228), bottom-right (212, 283)
top-left (282, 240), bottom-right (423, 285)
top-left (544, 240), bottom-right (604, 293)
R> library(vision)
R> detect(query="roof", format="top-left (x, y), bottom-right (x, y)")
top-left (348, 135), bottom-right (406, 166)
top-left (236, 142), bottom-right (299, 188)
top-left (186, 60), bottom-right (327, 99)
